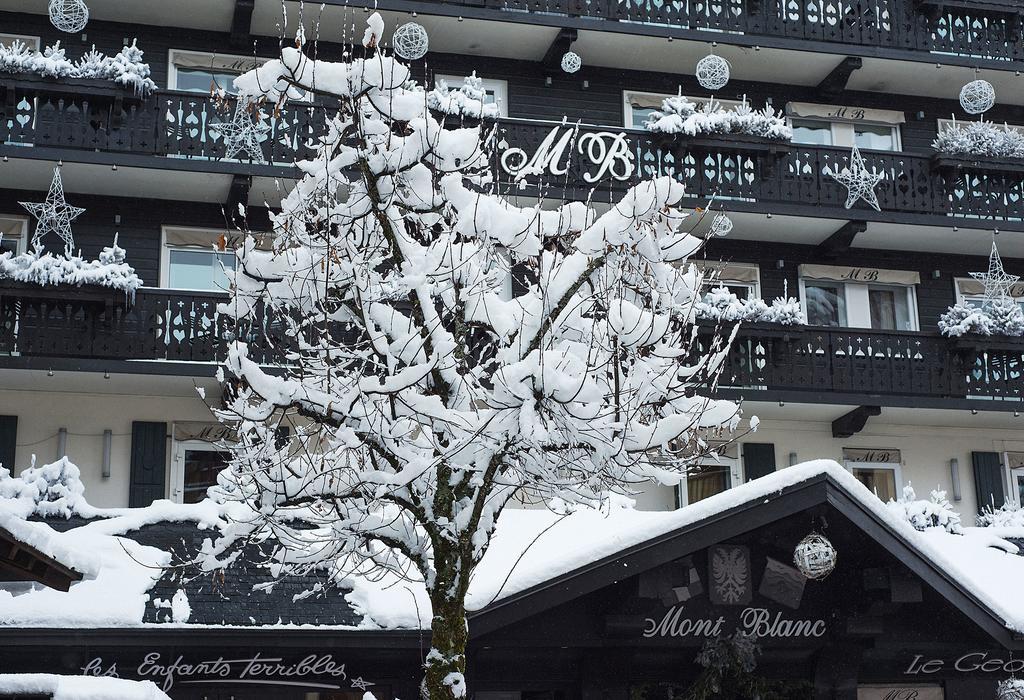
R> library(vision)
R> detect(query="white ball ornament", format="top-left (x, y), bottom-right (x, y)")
top-left (959, 79), bottom-right (996, 115)
top-left (561, 51), bottom-right (582, 74)
top-left (998, 679), bottom-right (1024, 700)
top-left (696, 54), bottom-right (730, 92)
top-left (793, 533), bottom-right (837, 580)
top-left (710, 212), bottom-right (733, 237)
top-left (392, 22), bottom-right (429, 61)
top-left (49, 0), bottom-right (89, 34)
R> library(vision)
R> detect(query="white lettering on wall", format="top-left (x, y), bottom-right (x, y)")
top-left (500, 126), bottom-right (635, 183)
top-left (642, 605), bottom-right (827, 640)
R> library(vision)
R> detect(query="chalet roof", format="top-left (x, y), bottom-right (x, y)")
top-left (0, 503), bottom-right (94, 593)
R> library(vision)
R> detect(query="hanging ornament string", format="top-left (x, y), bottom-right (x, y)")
top-left (696, 53), bottom-right (730, 92)
top-left (19, 166), bottom-right (85, 254)
top-left (392, 22), bottom-right (429, 61)
top-left (48, 0), bottom-right (89, 34)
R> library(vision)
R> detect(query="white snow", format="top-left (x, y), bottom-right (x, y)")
top-left (934, 117), bottom-right (1024, 159)
top-left (170, 588), bottom-right (191, 623)
top-left (0, 674), bottom-right (170, 700)
top-left (0, 243), bottom-right (143, 296)
top-left (645, 95), bottom-right (791, 141)
top-left (0, 39), bottom-right (157, 94)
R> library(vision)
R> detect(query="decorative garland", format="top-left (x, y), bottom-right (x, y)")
top-left (696, 286), bottom-right (804, 325)
top-left (645, 95), bottom-right (791, 141)
top-left (0, 39), bottom-right (156, 94)
top-left (933, 118), bottom-right (1024, 159)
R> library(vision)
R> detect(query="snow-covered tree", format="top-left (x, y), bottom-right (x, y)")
top-left (203, 15), bottom-right (744, 698)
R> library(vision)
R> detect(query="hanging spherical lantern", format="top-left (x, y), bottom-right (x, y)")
top-left (392, 22), bottom-right (429, 61)
top-left (561, 51), bottom-right (582, 74)
top-left (710, 212), bottom-right (733, 237)
top-left (793, 533), bottom-right (837, 580)
top-left (999, 679), bottom-right (1024, 700)
top-left (696, 54), bottom-right (730, 92)
top-left (959, 79), bottom-right (996, 115)
top-left (49, 0), bottom-right (89, 33)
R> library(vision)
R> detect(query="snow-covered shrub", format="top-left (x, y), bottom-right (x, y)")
top-left (988, 297), bottom-right (1024, 336)
top-left (886, 485), bottom-right (963, 535)
top-left (645, 95), bottom-right (792, 141)
top-left (0, 40), bottom-right (156, 94)
top-left (761, 296), bottom-right (804, 325)
top-left (427, 72), bottom-right (499, 119)
top-left (977, 501), bottom-right (1024, 527)
top-left (934, 119), bottom-right (1024, 159)
top-left (0, 242), bottom-right (143, 296)
top-left (939, 300), bottom-right (1024, 337)
top-left (695, 287), bottom-right (804, 325)
top-left (17, 456), bottom-right (88, 519)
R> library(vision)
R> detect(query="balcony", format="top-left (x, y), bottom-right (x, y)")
top-left (0, 285), bottom-right (1022, 408)
top-left (399, 0), bottom-right (1024, 67)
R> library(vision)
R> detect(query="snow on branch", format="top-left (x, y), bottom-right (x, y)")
top-left (427, 72), bottom-right (500, 119)
top-left (933, 118), bottom-right (1024, 159)
top-left (977, 501), bottom-right (1024, 527)
top-left (695, 286), bottom-right (804, 325)
top-left (0, 241), bottom-right (143, 296)
top-left (645, 95), bottom-right (792, 141)
top-left (0, 39), bottom-right (157, 95)
top-left (939, 299), bottom-right (1024, 337)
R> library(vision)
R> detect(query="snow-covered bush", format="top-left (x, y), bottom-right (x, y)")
top-left (0, 241), bottom-right (142, 296)
top-left (886, 485), bottom-right (963, 535)
top-left (427, 72), bottom-right (499, 119)
top-left (645, 95), bottom-right (792, 141)
top-left (0, 457), bottom-right (93, 519)
top-left (695, 287), bottom-right (804, 325)
top-left (977, 501), bottom-right (1024, 527)
top-left (934, 118), bottom-right (1024, 159)
top-left (939, 299), bottom-right (1024, 337)
top-left (0, 39), bottom-right (156, 94)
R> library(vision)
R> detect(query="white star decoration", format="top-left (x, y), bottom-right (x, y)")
top-left (212, 101), bottom-right (270, 162)
top-left (971, 241), bottom-right (1019, 308)
top-left (829, 145), bottom-right (885, 212)
top-left (20, 167), bottom-right (85, 253)
top-left (350, 677), bottom-right (375, 690)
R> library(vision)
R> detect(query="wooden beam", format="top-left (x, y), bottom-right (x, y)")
top-left (230, 0), bottom-right (256, 49)
top-left (832, 405), bottom-right (881, 439)
top-left (817, 220), bottom-right (867, 258)
top-left (542, 28), bottom-right (578, 73)
top-left (226, 174), bottom-right (252, 226)
top-left (817, 56), bottom-right (863, 97)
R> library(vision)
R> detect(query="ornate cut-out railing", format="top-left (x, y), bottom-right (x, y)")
top-left (442, 0), bottom-right (1024, 64)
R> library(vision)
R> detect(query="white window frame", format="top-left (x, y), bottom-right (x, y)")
top-left (696, 262), bottom-right (761, 300)
top-left (789, 117), bottom-right (902, 152)
top-left (1004, 452), bottom-right (1024, 508)
top-left (0, 33), bottom-right (40, 51)
top-left (799, 277), bottom-right (919, 331)
top-left (168, 49), bottom-right (270, 93)
top-left (0, 215), bottom-right (29, 255)
top-left (169, 437), bottom-right (230, 504)
top-left (623, 90), bottom-right (747, 129)
top-left (160, 226), bottom-right (241, 292)
top-left (436, 74), bottom-right (508, 118)
top-left (677, 454), bottom-right (741, 507)
top-left (844, 459), bottom-right (903, 501)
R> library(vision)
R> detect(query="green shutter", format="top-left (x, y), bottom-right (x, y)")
top-left (0, 415), bottom-right (17, 473)
top-left (742, 443), bottom-right (777, 482)
top-left (130, 421), bottom-right (167, 507)
top-left (972, 451), bottom-right (1006, 514)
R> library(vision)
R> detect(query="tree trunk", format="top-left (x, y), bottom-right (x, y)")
top-left (422, 593), bottom-right (469, 699)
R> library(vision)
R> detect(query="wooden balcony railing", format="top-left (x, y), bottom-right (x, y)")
top-left (1, 284), bottom-right (1022, 404)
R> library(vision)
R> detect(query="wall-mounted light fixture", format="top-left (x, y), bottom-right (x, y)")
top-left (932, 270), bottom-right (941, 279)
top-left (950, 458), bottom-right (962, 502)
top-left (776, 259), bottom-right (785, 269)
top-left (102, 430), bottom-right (112, 478)
top-left (789, 452), bottom-right (799, 466)
top-left (57, 428), bottom-right (67, 459)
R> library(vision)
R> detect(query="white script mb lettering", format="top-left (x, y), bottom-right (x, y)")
top-left (643, 606), bottom-right (827, 639)
top-left (82, 652), bottom-right (348, 691)
top-left (500, 126), bottom-right (634, 183)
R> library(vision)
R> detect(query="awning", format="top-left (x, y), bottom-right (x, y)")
top-left (787, 102), bottom-right (906, 125)
top-left (800, 264), bottom-right (920, 286)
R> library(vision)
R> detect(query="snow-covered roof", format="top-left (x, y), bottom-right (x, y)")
top-left (0, 674), bottom-right (170, 700)
top-left (2, 460), bottom-right (1024, 641)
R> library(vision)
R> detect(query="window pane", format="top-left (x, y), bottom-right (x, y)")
top-left (854, 124), bottom-right (896, 151)
top-left (1015, 472), bottom-right (1024, 506)
top-left (853, 467), bottom-right (897, 501)
top-left (183, 449), bottom-right (229, 503)
top-left (631, 106), bottom-right (662, 126)
top-left (168, 249), bottom-right (235, 290)
top-left (175, 66), bottom-right (240, 94)
top-left (868, 285), bottom-right (911, 330)
top-left (805, 283), bottom-right (846, 326)
top-left (791, 119), bottom-right (833, 146)
top-left (687, 465), bottom-right (730, 504)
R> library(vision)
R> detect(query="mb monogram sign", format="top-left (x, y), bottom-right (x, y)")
top-left (81, 652), bottom-right (377, 692)
top-left (856, 686), bottom-right (944, 700)
top-left (499, 126), bottom-right (635, 184)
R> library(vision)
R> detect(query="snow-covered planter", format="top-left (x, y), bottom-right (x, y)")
top-left (939, 299), bottom-right (1024, 338)
top-left (695, 286), bottom-right (804, 325)
top-left (886, 485), bottom-right (963, 535)
top-left (0, 242), bottom-right (143, 298)
top-left (0, 39), bottom-right (157, 95)
top-left (977, 501), bottom-right (1024, 528)
top-left (427, 72), bottom-right (499, 119)
top-left (933, 118), bottom-right (1024, 160)
top-left (645, 95), bottom-right (792, 142)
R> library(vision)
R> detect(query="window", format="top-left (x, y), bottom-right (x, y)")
top-left (675, 445), bottom-right (741, 507)
top-left (696, 262), bottom-right (761, 300)
top-left (787, 103), bottom-right (904, 152)
top-left (169, 49), bottom-right (269, 94)
top-left (170, 423), bottom-right (235, 503)
top-left (436, 75), bottom-right (508, 118)
top-left (161, 227), bottom-right (240, 291)
top-left (843, 448), bottom-right (902, 502)
top-left (0, 33), bottom-right (40, 51)
top-left (0, 216), bottom-right (28, 256)
top-left (1006, 453), bottom-right (1024, 507)
top-left (623, 91), bottom-right (747, 129)
top-left (955, 277), bottom-right (1024, 314)
top-left (799, 265), bottom-right (920, 330)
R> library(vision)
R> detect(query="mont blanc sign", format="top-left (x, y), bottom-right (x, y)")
top-left (643, 605), bottom-right (827, 640)
top-left (499, 125), bottom-right (635, 183)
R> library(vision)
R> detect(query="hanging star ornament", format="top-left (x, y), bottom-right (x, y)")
top-left (20, 166), bottom-right (85, 254)
top-left (350, 677), bottom-right (376, 690)
top-left (212, 100), bottom-right (270, 162)
top-left (971, 241), bottom-right (1019, 308)
top-left (829, 145), bottom-right (885, 212)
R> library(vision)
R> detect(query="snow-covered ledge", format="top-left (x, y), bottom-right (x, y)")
top-left (0, 241), bottom-right (143, 300)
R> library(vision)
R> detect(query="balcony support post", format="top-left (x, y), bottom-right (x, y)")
top-left (542, 28), bottom-right (579, 73)
top-left (817, 57), bottom-right (863, 98)
top-left (230, 0), bottom-right (256, 49)
top-left (832, 406), bottom-right (881, 439)
top-left (227, 174), bottom-right (252, 227)
top-left (817, 220), bottom-right (867, 259)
